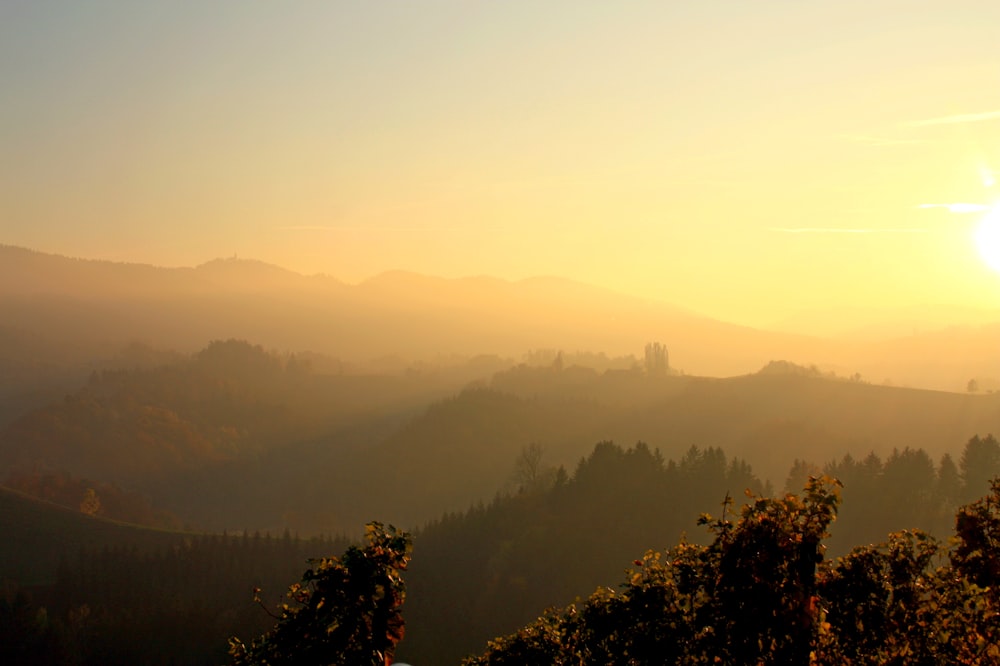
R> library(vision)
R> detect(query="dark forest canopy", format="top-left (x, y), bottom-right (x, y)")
top-left (3, 437), bottom-right (1000, 665)
top-left (463, 477), bottom-right (1000, 665)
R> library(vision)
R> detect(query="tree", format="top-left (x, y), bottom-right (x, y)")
top-left (952, 477), bottom-right (1000, 594)
top-left (79, 488), bottom-right (101, 517)
top-left (937, 453), bottom-right (962, 506)
top-left (784, 458), bottom-right (821, 494)
top-left (510, 443), bottom-right (555, 494)
top-left (464, 477), bottom-right (842, 665)
top-left (960, 434), bottom-right (1000, 500)
top-left (229, 522), bottom-right (411, 666)
top-left (464, 477), bottom-right (1000, 665)
top-left (643, 342), bottom-right (669, 376)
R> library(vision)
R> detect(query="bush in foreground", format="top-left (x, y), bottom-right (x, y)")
top-left (230, 479), bottom-right (1000, 665)
top-left (229, 522), bottom-right (411, 666)
top-left (466, 478), bottom-right (1000, 665)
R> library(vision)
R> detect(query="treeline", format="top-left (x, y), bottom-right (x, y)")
top-left (6, 343), bottom-right (999, 541)
top-left (794, 434), bottom-right (1000, 551)
top-left (399, 441), bottom-right (769, 664)
top-left (1, 531), bottom-right (351, 666)
top-left (397, 436), bottom-right (1000, 664)
top-left (4, 440), bottom-right (765, 666)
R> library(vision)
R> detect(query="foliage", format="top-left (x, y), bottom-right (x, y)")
top-left (959, 435), bottom-right (1000, 501)
top-left (465, 476), bottom-right (1000, 665)
top-left (6, 437), bottom-right (1000, 665)
top-left (401, 441), bottom-right (770, 664)
top-left (814, 529), bottom-right (999, 664)
top-left (229, 522), bottom-right (411, 666)
top-left (464, 477), bottom-right (841, 665)
top-left (952, 477), bottom-right (1000, 594)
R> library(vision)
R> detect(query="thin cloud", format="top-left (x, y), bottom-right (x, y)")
top-left (770, 227), bottom-right (928, 234)
top-left (917, 203), bottom-right (991, 213)
top-left (274, 225), bottom-right (341, 231)
top-left (906, 110), bottom-right (1000, 127)
top-left (840, 134), bottom-right (923, 146)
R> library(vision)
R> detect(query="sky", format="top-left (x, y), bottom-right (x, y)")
top-left (3, 1), bottom-right (1000, 328)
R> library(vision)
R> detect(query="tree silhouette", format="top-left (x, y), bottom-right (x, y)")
top-left (229, 522), bottom-right (411, 666)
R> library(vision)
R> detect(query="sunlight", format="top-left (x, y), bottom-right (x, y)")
top-left (974, 204), bottom-right (1000, 273)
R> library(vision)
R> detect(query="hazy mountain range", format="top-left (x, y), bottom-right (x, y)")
top-left (3, 244), bottom-right (1000, 665)
top-left (2, 244), bottom-right (998, 392)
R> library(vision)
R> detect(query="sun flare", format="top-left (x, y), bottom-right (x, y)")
top-left (975, 205), bottom-right (1000, 273)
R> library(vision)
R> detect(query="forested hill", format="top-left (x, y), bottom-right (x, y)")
top-left (0, 339), bottom-right (496, 531)
top-left (0, 485), bottom-right (185, 586)
top-left (5, 436), bottom-right (999, 665)
top-left (488, 363), bottom-right (1000, 485)
top-left (349, 363), bottom-right (1000, 530)
top-left (0, 484), bottom-right (352, 665)
top-left (396, 433), bottom-right (1000, 664)
top-left (2, 343), bottom-right (999, 536)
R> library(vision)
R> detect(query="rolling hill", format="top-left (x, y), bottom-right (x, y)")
top-left (3, 244), bottom-right (999, 390)
top-left (0, 485), bottom-right (186, 585)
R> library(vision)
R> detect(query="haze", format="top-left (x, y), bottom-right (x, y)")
top-left (6, 7), bottom-right (1000, 663)
top-left (4, 2), bottom-right (1000, 331)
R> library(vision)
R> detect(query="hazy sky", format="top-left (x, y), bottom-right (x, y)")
top-left (3, 1), bottom-right (1000, 327)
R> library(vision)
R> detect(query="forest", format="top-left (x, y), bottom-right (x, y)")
top-left (2, 432), bottom-right (999, 664)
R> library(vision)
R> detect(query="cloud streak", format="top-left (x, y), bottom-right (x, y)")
top-left (274, 225), bottom-right (342, 231)
top-left (917, 203), bottom-right (991, 213)
top-left (770, 227), bottom-right (928, 234)
top-left (906, 110), bottom-right (1000, 127)
top-left (840, 134), bottom-right (923, 147)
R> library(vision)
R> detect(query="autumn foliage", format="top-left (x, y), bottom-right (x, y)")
top-left (465, 477), bottom-right (1000, 665)
top-left (229, 522), bottom-right (411, 666)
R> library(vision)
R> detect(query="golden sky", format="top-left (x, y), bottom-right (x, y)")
top-left (3, 2), bottom-right (1000, 328)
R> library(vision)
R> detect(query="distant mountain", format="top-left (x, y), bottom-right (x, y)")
top-left (2, 245), bottom-right (999, 389)
top-left (0, 245), bottom-right (817, 378)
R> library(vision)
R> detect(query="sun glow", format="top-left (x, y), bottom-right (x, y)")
top-left (975, 204), bottom-right (1000, 273)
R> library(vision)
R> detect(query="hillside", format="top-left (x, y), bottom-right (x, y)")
top-left (7, 436), bottom-right (996, 666)
top-left (369, 365), bottom-right (1000, 512)
top-left (0, 485), bottom-right (186, 585)
top-left (3, 340), bottom-right (999, 536)
top-left (4, 245), bottom-right (1000, 390)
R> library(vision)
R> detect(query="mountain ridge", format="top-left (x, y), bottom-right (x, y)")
top-left (2, 244), bottom-right (998, 390)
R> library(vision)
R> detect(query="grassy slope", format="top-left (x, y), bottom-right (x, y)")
top-left (0, 485), bottom-right (188, 585)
